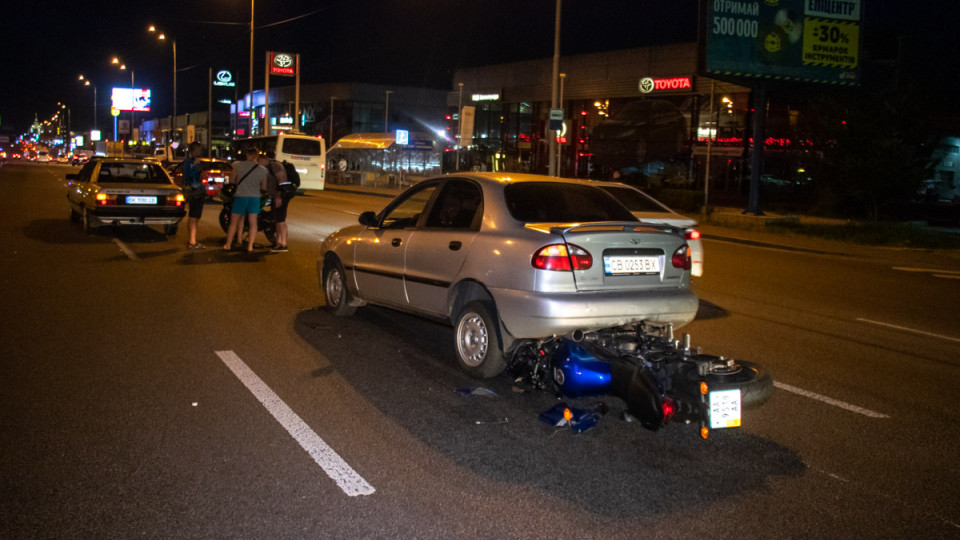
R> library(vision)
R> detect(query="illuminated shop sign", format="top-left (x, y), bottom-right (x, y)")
top-left (214, 70), bottom-right (236, 87)
top-left (471, 93), bottom-right (500, 102)
top-left (395, 129), bottom-right (409, 145)
top-left (269, 52), bottom-right (297, 77)
top-left (638, 77), bottom-right (693, 94)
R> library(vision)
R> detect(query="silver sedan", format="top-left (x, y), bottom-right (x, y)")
top-left (319, 173), bottom-right (698, 378)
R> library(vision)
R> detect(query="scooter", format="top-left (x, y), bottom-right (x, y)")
top-left (218, 185), bottom-right (277, 246)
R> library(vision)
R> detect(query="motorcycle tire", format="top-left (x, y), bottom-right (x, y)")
top-left (262, 224), bottom-right (277, 246)
top-left (688, 360), bottom-right (773, 409)
top-left (219, 207), bottom-right (231, 234)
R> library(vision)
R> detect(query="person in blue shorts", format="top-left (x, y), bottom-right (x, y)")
top-left (223, 147), bottom-right (268, 252)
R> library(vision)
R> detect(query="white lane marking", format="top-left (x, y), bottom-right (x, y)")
top-left (856, 318), bottom-right (960, 344)
top-left (933, 274), bottom-right (960, 280)
top-left (215, 350), bottom-right (375, 497)
top-left (774, 381), bottom-right (889, 418)
top-left (113, 239), bottom-right (139, 260)
top-left (892, 266), bottom-right (960, 275)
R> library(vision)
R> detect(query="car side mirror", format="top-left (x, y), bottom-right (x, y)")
top-left (358, 211), bottom-right (378, 227)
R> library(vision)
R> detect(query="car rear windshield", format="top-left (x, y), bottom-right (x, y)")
top-left (599, 186), bottom-right (671, 213)
top-left (504, 182), bottom-right (637, 223)
top-left (97, 163), bottom-right (170, 184)
top-left (201, 161), bottom-right (231, 171)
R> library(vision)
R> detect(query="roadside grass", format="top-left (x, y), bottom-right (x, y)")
top-left (762, 220), bottom-right (960, 249)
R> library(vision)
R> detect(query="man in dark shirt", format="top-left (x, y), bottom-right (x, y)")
top-left (182, 141), bottom-right (205, 248)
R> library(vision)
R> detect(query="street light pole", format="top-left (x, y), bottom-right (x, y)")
top-left (547, 0), bottom-right (561, 177)
top-left (149, 27), bottom-right (178, 147)
top-left (384, 90), bottom-right (393, 132)
top-left (250, 0), bottom-right (255, 137)
top-left (456, 82), bottom-right (463, 171)
top-left (329, 96), bottom-right (336, 142)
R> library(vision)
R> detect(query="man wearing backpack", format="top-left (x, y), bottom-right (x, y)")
top-left (264, 150), bottom-right (297, 252)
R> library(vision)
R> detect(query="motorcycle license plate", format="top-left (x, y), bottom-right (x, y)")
top-left (708, 389), bottom-right (742, 429)
top-left (603, 256), bottom-right (660, 275)
top-left (126, 196), bottom-right (158, 205)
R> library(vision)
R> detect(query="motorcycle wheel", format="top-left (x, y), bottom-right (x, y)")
top-left (453, 301), bottom-right (506, 379)
top-left (218, 207), bottom-right (231, 234)
top-left (689, 359), bottom-right (773, 409)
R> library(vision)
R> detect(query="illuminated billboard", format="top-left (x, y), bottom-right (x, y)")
top-left (111, 87), bottom-right (152, 111)
top-left (702, 0), bottom-right (861, 85)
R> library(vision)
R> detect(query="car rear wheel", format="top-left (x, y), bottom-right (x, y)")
top-left (323, 260), bottom-right (357, 317)
top-left (69, 205), bottom-right (80, 222)
top-left (454, 301), bottom-right (506, 379)
top-left (164, 223), bottom-right (179, 236)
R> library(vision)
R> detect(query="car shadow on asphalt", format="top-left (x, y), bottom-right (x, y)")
top-left (293, 305), bottom-right (804, 519)
top-left (695, 299), bottom-right (730, 321)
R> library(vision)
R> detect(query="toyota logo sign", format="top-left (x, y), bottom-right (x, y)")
top-left (269, 52), bottom-right (297, 76)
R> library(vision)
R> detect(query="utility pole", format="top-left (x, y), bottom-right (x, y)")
top-left (547, 0), bottom-right (561, 176)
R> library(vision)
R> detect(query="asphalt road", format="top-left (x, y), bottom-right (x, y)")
top-left (2, 161), bottom-right (959, 538)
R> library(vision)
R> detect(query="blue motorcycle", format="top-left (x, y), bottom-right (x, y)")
top-left (509, 322), bottom-right (773, 438)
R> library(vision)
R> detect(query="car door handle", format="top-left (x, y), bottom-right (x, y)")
top-left (449, 241), bottom-right (462, 251)
top-left (391, 238), bottom-right (402, 247)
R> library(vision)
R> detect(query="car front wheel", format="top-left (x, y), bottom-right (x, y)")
top-left (323, 259), bottom-right (357, 317)
top-left (454, 301), bottom-right (506, 379)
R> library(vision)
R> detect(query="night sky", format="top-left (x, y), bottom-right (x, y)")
top-left (1, 0), bottom-right (957, 134)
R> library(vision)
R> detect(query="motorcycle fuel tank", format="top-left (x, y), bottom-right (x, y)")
top-left (552, 340), bottom-right (613, 397)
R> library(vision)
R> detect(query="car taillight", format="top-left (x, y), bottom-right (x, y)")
top-left (671, 245), bottom-right (691, 270)
top-left (96, 192), bottom-right (117, 205)
top-left (166, 194), bottom-right (185, 207)
top-left (532, 243), bottom-right (593, 271)
top-left (685, 229), bottom-right (701, 241)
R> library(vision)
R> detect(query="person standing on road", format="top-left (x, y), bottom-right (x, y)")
top-left (262, 150), bottom-right (294, 252)
top-left (182, 141), bottom-right (205, 249)
top-left (223, 147), bottom-right (268, 253)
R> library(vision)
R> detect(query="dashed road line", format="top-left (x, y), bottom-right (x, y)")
top-left (856, 318), bottom-right (960, 344)
top-left (215, 350), bottom-right (375, 497)
top-left (113, 239), bottom-right (138, 260)
top-left (774, 381), bottom-right (889, 418)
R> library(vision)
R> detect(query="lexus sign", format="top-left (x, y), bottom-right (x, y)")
top-left (214, 70), bottom-right (236, 87)
top-left (269, 52), bottom-right (297, 77)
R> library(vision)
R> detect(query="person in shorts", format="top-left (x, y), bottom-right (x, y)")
top-left (182, 141), bottom-right (205, 248)
top-left (261, 150), bottom-right (293, 252)
top-left (223, 147), bottom-right (268, 252)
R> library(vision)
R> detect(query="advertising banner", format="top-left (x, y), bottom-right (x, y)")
top-left (460, 106), bottom-right (475, 148)
top-left (703, 0), bottom-right (860, 85)
top-left (111, 88), bottom-right (152, 111)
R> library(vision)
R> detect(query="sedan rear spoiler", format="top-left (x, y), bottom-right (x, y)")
top-left (546, 222), bottom-right (682, 236)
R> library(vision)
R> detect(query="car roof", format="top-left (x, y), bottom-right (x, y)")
top-left (440, 172), bottom-right (597, 187)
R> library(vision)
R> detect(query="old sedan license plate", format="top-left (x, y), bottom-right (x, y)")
top-left (709, 389), bottom-right (742, 429)
top-left (604, 255), bottom-right (660, 275)
top-left (126, 196), bottom-right (157, 205)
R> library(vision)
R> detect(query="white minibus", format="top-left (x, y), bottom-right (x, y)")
top-left (232, 133), bottom-right (326, 190)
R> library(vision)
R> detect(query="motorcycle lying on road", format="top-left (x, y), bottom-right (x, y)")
top-left (509, 322), bottom-right (773, 438)
top-left (217, 184), bottom-right (277, 246)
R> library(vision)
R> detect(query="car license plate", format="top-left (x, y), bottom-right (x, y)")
top-left (126, 196), bottom-right (158, 205)
top-left (708, 389), bottom-right (742, 429)
top-left (209, 177), bottom-right (224, 183)
top-left (603, 256), bottom-right (660, 275)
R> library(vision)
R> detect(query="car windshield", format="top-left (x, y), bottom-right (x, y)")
top-left (504, 182), bottom-right (637, 223)
top-left (97, 163), bottom-right (170, 184)
top-left (599, 186), bottom-right (671, 214)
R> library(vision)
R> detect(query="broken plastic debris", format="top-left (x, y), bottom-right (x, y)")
top-left (456, 387), bottom-right (498, 398)
top-left (474, 417), bottom-right (509, 425)
top-left (539, 402), bottom-right (602, 433)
